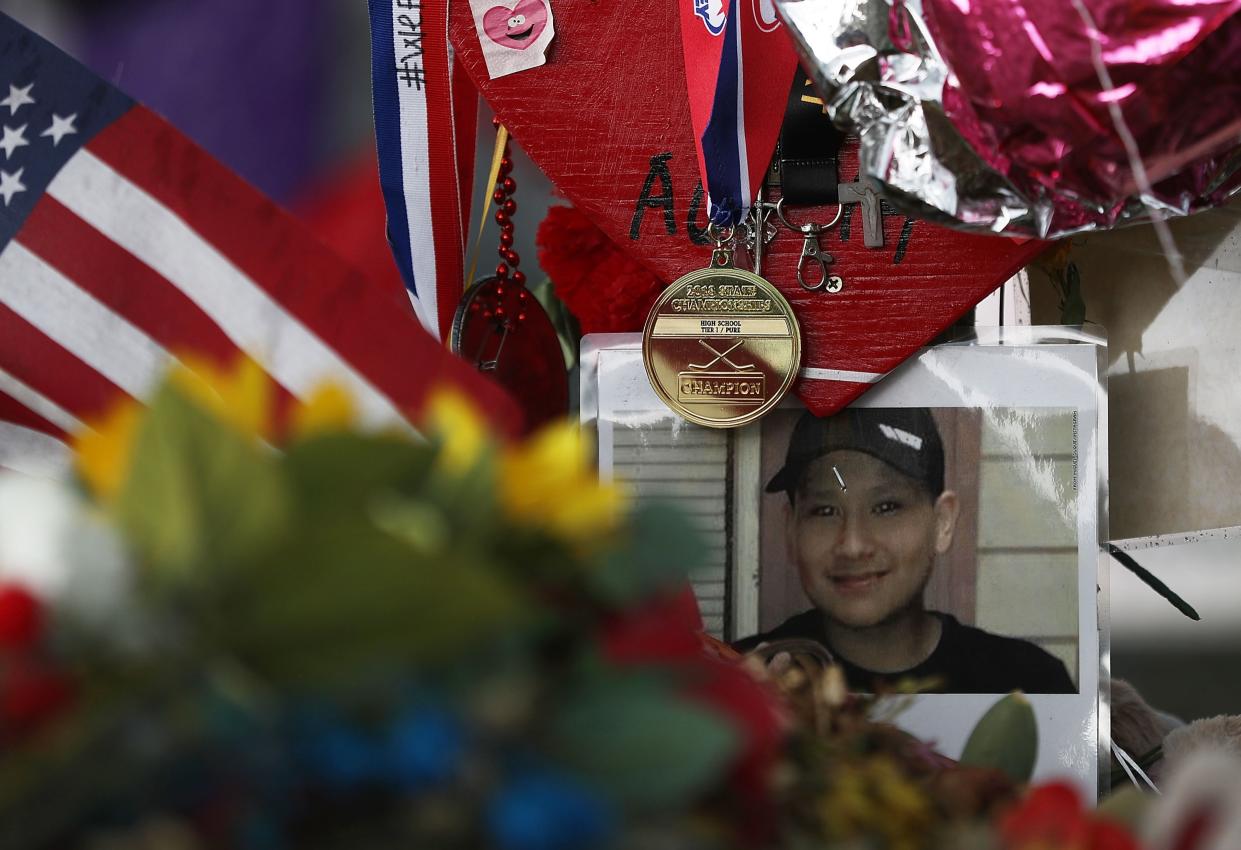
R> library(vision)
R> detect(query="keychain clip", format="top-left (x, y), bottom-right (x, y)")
top-left (776, 199), bottom-right (844, 293)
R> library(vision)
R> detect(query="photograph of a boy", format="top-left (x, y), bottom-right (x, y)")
top-left (734, 407), bottom-right (1076, 695)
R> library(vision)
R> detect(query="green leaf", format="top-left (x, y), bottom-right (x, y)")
top-left (115, 386), bottom-right (289, 585)
top-left (283, 432), bottom-right (434, 520)
top-left (589, 501), bottom-right (702, 604)
top-left (531, 277), bottom-right (579, 371)
top-left (221, 520), bottom-right (530, 685)
top-left (285, 431), bottom-right (506, 562)
top-left (959, 693), bottom-right (1038, 782)
top-left (551, 672), bottom-right (737, 809)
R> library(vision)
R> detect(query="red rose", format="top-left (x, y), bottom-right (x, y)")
top-left (536, 205), bottom-right (666, 334)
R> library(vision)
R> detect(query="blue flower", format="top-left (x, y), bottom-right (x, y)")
top-left (302, 723), bottom-right (383, 790)
top-left (386, 705), bottom-right (467, 791)
top-left (487, 773), bottom-right (615, 850)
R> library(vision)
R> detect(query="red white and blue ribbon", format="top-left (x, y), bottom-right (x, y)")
top-left (680, 0), bottom-right (798, 227)
top-left (370, 0), bottom-right (477, 339)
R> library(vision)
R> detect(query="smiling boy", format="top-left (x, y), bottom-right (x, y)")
top-left (735, 408), bottom-right (1075, 695)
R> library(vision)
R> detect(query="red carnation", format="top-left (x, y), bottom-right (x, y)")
top-left (999, 782), bottom-right (1140, 850)
top-left (536, 205), bottom-right (666, 334)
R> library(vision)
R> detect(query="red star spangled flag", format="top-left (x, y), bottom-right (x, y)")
top-left (0, 12), bottom-right (519, 477)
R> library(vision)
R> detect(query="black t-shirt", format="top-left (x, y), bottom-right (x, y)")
top-left (733, 610), bottom-right (1075, 694)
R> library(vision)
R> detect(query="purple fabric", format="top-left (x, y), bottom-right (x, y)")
top-left (77, 0), bottom-right (332, 202)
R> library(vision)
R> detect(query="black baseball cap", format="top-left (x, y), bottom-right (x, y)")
top-left (766, 408), bottom-right (945, 497)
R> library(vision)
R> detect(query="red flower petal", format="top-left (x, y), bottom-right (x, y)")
top-left (601, 588), bottom-right (705, 664)
top-left (598, 585), bottom-right (784, 841)
top-left (1000, 782), bottom-right (1142, 850)
top-left (1091, 820), bottom-right (1144, 850)
top-left (536, 205), bottom-right (665, 334)
top-left (999, 782), bottom-right (1088, 846)
top-left (0, 584), bottom-right (43, 651)
top-left (2, 660), bottom-right (73, 735)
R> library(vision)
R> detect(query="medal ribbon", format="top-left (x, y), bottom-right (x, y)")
top-left (370, 0), bottom-right (477, 339)
top-left (681, 0), bottom-right (799, 227)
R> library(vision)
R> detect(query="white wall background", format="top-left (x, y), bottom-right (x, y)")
top-left (1032, 201), bottom-right (1241, 539)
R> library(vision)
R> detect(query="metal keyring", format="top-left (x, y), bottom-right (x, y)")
top-left (705, 221), bottom-right (737, 269)
top-left (705, 220), bottom-right (736, 245)
top-left (775, 197), bottom-right (843, 234)
top-left (774, 199), bottom-right (844, 292)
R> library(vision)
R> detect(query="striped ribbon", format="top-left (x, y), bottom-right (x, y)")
top-left (684, 0), bottom-right (799, 227)
top-left (370, 0), bottom-right (477, 339)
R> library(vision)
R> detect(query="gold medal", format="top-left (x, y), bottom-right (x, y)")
top-left (642, 227), bottom-right (801, 429)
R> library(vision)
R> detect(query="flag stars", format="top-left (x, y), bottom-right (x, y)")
top-left (0, 125), bottom-right (27, 159)
top-left (41, 113), bottom-right (77, 146)
top-left (0, 168), bottom-right (26, 206)
top-left (0, 84), bottom-right (34, 116)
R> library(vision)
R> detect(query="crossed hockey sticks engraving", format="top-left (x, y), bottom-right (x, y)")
top-left (688, 339), bottom-right (754, 371)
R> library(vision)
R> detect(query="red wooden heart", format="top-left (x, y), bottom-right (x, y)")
top-left (449, 2), bottom-right (1046, 416)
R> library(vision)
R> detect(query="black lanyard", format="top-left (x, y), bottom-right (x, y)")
top-left (776, 67), bottom-right (844, 207)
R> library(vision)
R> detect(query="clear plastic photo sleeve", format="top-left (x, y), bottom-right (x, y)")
top-left (581, 328), bottom-right (1110, 802)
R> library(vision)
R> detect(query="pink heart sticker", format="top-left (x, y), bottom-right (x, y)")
top-left (482, 0), bottom-right (549, 50)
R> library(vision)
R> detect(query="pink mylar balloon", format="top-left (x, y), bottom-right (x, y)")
top-left (776, 0), bottom-right (1241, 238)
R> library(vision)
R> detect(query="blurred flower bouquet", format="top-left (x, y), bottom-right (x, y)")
top-left (0, 359), bottom-right (1224, 849)
top-left (0, 360), bottom-right (774, 848)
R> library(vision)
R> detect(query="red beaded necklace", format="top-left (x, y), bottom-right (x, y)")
top-left (449, 119), bottom-right (569, 432)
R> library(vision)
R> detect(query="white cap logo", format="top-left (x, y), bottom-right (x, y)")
top-left (878, 423), bottom-right (923, 451)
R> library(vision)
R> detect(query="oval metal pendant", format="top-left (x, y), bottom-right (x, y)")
top-left (641, 266), bottom-right (801, 429)
top-left (450, 277), bottom-right (568, 432)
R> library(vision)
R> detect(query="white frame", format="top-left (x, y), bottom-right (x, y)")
top-left (582, 329), bottom-right (1108, 801)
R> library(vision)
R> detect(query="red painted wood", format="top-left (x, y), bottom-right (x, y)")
top-left (450, 1), bottom-right (1046, 416)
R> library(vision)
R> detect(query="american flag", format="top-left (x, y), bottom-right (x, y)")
top-left (0, 13), bottom-right (518, 477)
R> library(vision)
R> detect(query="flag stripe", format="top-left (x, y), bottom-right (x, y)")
top-left (0, 370), bottom-right (79, 435)
top-left (45, 146), bottom-right (405, 430)
top-left (19, 195), bottom-right (306, 427)
top-left (20, 197), bottom-right (240, 368)
top-left (82, 108), bottom-right (513, 429)
top-left (0, 422), bottom-right (71, 478)
top-left (0, 303), bottom-right (128, 421)
top-left (0, 387), bottom-right (66, 438)
top-left (0, 241), bottom-right (172, 400)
